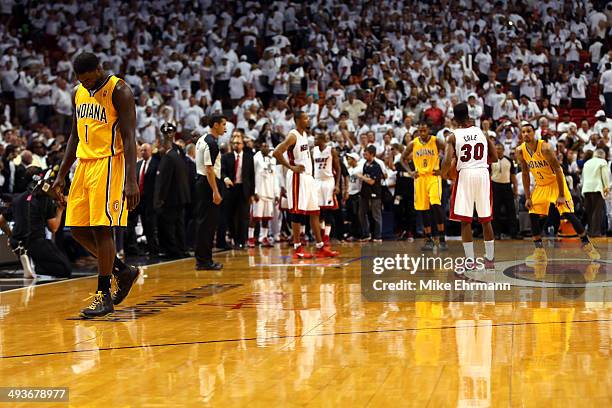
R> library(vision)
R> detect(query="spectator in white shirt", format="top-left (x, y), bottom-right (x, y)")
top-left (137, 106), bottom-right (159, 144)
top-left (577, 120), bottom-right (594, 143)
top-left (228, 68), bottom-right (247, 106)
top-left (569, 71), bottom-right (588, 108)
top-left (518, 65), bottom-right (537, 100)
top-left (32, 73), bottom-right (53, 125)
top-left (182, 97), bottom-right (205, 135)
top-left (593, 110), bottom-right (612, 136)
top-left (51, 78), bottom-right (72, 135)
top-left (564, 32), bottom-right (582, 64)
top-left (518, 95), bottom-right (541, 128)
top-left (13, 68), bottom-right (34, 125)
top-left (301, 95), bottom-right (319, 129)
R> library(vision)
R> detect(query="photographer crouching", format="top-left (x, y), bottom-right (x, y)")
top-left (0, 166), bottom-right (71, 278)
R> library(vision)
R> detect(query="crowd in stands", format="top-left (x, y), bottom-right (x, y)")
top-left (1, 0), bottom-right (612, 259)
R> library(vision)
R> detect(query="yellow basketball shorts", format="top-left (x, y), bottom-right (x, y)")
top-left (414, 174), bottom-right (442, 211)
top-left (529, 179), bottom-right (574, 216)
top-left (66, 155), bottom-right (128, 227)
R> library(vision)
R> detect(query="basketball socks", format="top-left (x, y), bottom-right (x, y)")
top-left (462, 242), bottom-right (475, 260)
top-left (260, 227), bottom-right (268, 240)
top-left (248, 227), bottom-right (255, 239)
top-left (534, 239), bottom-right (543, 248)
top-left (300, 225), bottom-right (306, 235)
top-left (484, 240), bottom-right (494, 260)
top-left (315, 242), bottom-right (324, 249)
top-left (98, 275), bottom-right (111, 294)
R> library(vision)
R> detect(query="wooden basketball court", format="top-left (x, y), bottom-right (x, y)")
top-left (0, 240), bottom-right (610, 406)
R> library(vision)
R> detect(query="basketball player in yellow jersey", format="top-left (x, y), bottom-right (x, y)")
top-left (517, 122), bottom-right (599, 262)
top-left (52, 53), bottom-right (141, 318)
top-left (402, 121), bottom-right (447, 251)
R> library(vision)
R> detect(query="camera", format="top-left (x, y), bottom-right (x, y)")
top-left (31, 165), bottom-right (61, 201)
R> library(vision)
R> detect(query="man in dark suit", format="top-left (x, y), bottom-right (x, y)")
top-left (183, 143), bottom-right (197, 250)
top-left (221, 132), bottom-right (255, 249)
top-left (154, 123), bottom-right (191, 258)
top-left (126, 142), bottom-right (159, 256)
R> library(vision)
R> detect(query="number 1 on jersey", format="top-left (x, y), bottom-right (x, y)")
top-left (84, 124), bottom-right (89, 144)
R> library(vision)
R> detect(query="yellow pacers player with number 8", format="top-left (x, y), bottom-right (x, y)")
top-left (517, 122), bottom-right (599, 262)
top-left (402, 121), bottom-right (447, 251)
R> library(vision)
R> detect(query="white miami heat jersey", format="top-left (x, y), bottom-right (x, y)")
top-left (313, 145), bottom-right (334, 179)
top-left (454, 126), bottom-right (489, 171)
top-left (287, 129), bottom-right (312, 176)
top-left (253, 150), bottom-right (276, 199)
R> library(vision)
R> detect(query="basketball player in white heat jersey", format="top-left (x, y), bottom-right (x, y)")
top-left (313, 132), bottom-right (341, 248)
top-left (441, 103), bottom-right (498, 270)
top-left (248, 141), bottom-right (277, 248)
top-left (273, 111), bottom-right (338, 259)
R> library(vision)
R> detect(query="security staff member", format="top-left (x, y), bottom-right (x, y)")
top-left (194, 115), bottom-right (226, 270)
top-left (154, 123), bottom-right (191, 259)
top-left (0, 167), bottom-right (71, 278)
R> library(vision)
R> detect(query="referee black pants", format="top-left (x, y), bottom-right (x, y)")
top-left (492, 182), bottom-right (518, 237)
top-left (195, 177), bottom-right (222, 264)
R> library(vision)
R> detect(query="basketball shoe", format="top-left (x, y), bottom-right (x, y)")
top-left (293, 245), bottom-right (313, 259)
top-left (525, 248), bottom-right (547, 263)
top-left (112, 265), bottom-right (140, 305)
top-left (421, 238), bottom-right (434, 251)
top-left (248, 238), bottom-right (256, 248)
top-left (81, 291), bottom-right (113, 318)
top-left (260, 237), bottom-right (274, 247)
top-left (581, 242), bottom-right (600, 260)
top-left (315, 246), bottom-right (339, 258)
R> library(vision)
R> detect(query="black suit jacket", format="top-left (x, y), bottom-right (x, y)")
top-left (221, 150), bottom-right (255, 197)
top-left (154, 145), bottom-right (191, 208)
top-left (136, 155), bottom-right (159, 209)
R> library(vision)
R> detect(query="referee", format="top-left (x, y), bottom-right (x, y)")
top-left (491, 143), bottom-right (519, 239)
top-left (194, 115), bottom-right (226, 270)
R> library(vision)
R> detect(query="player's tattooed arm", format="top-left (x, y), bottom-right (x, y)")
top-left (440, 133), bottom-right (456, 179)
top-left (52, 87), bottom-right (79, 206)
top-left (541, 141), bottom-right (568, 206)
top-left (273, 131), bottom-right (304, 173)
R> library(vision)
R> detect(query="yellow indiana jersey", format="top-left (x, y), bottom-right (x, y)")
top-left (520, 140), bottom-right (557, 186)
top-left (413, 136), bottom-right (439, 175)
top-left (74, 75), bottom-right (124, 159)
